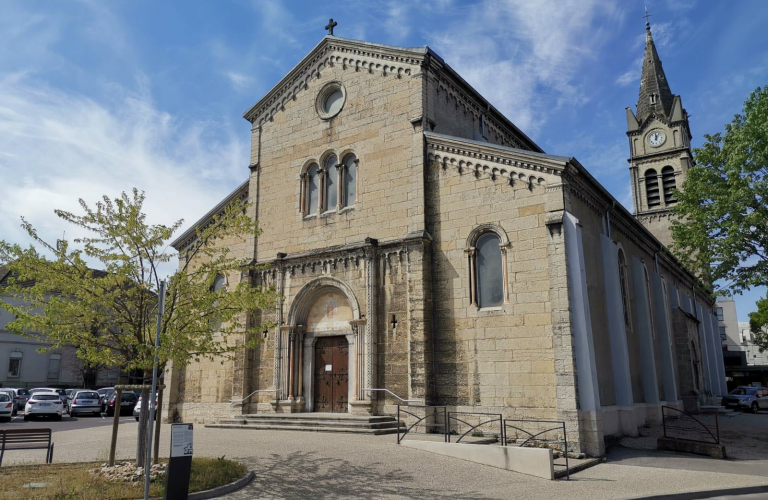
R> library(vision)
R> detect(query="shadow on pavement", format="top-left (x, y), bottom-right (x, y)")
top-left (239, 450), bottom-right (497, 499)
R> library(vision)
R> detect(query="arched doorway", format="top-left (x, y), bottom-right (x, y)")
top-left (280, 277), bottom-right (366, 414)
top-left (305, 291), bottom-right (354, 413)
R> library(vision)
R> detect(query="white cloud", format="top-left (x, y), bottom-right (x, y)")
top-left (0, 73), bottom-right (247, 270)
top-left (616, 56), bottom-right (643, 87)
top-left (424, 0), bottom-right (620, 134)
top-left (225, 71), bottom-right (255, 91)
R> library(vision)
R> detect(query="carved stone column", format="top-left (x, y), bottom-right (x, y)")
top-left (318, 169), bottom-right (326, 213)
top-left (466, 247), bottom-right (477, 306)
top-left (349, 319), bottom-right (371, 415)
top-left (299, 173), bottom-right (307, 215)
top-left (287, 329), bottom-right (295, 399)
top-left (363, 238), bottom-right (378, 409)
top-left (336, 163), bottom-right (343, 211)
top-left (500, 244), bottom-right (510, 303)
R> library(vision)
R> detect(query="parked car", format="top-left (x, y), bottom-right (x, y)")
top-left (97, 388), bottom-right (116, 411)
top-left (0, 392), bottom-right (14, 422)
top-left (64, 389), bottom-right (77, 412)
top-left (133, 396), bottom-right (158, 422)
top-left (0, 390), bottom-right (17, 416)
top-left (69, 390), bottom-right (102, 417)
top-left (24, 392), bottom-right (64, 421)
top-left (4, 388), bottom-right (30, 412)
top-left (721, 386), bottom-right (768, 412)
top-left (29, 387), bottom-right (60, 396)
top-left (106, 391), bottom-right (138, 416)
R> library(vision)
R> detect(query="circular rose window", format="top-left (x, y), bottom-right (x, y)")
top-left (316, 82), bottom-right (346, 120)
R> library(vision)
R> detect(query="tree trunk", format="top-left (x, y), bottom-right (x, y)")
top-left (136, 370), bottom-right (151, 467)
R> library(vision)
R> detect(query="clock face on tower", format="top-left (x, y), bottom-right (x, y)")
top-left (647, 131), bottom-right (666, 147)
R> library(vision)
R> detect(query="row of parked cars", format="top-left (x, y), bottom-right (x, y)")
top-left (0, 387), bottom-right (155, 422)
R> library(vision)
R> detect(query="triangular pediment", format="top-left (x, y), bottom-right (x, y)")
top-left (243, 36), bottom-right (430, 127)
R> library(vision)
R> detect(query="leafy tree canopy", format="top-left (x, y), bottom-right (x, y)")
top-left (671, 86), bottom-right (768, 345)
top-left (0, 189), bottom-right (278, 372)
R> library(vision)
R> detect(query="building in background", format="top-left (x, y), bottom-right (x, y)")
top-left (0, 267), bottom-right (120, 389)
top-left (736, 322), bottom-right (768, 366)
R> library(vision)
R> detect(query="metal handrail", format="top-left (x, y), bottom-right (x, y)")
top-left (503, 419), bottom-right (570, 480)
top-left (230, 389), bottom-right (279, 404)
top-left (397, 404), bottom-right (448, 444)
top-left (363, 388), bottom-right (422, 404)
top-left (447, 412), bottom-right (503, 444)
top-left (662, 405), bottom-right (720, 444)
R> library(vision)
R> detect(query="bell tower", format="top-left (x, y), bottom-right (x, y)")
top-left (626, 14), bottom-right (693, 248)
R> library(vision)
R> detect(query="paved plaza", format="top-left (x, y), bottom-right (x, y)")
top-left (3, 422), bottom-right (768, 499)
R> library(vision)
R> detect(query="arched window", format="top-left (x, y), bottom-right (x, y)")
top-left (476, 233), bottom-right (504, 308)
top-left (645, 169), bottom-right (660, 208)
top-left (211, 274), bottom-right (226, 330)
top-left (306, 164), bottom-right (319, 215)
top-left (8, 351), bottom-right (22, 378)
top-left (324, 155), bottom-right (338, 211)
top-left (644, 265), bottom-right (656, 339)
top-left (661, 166), bottom-right (676, 205)
top-left (343, 154), bottom-right (357, 208)
top-left (618, 249), bottom-right (631, 327)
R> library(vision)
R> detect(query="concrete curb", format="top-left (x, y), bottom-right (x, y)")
top-left (141, 469), bottom-right (255, 500)
top-left (629, 484), bottom-right (768, 500)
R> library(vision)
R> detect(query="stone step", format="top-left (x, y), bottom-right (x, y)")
top-left (218, 418), bottom-right (404, 429)
top-left (204, 423), bottom-right (406, 435)
top-left (241, 413), bottom-right (396, 423)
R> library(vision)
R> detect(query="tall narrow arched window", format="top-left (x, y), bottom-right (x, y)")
top-left (343, 154), bottom-right (357, 208)
top-left (211, 274), bottom-right (226, 330)
top-left (661, 166), bottom-right (676, 205)
top-left (618, 249), bottom-right (631, 327)
top-left (476, 233), bottom-right (504, 308)
top-left (645, 169), bottom-right (660, 208)
top-left (307, 164), bottom-right (319, 215)
top-left (324, 155), bottom-right (338, 211)
top-left (644, 265), bottom-right (656, 339)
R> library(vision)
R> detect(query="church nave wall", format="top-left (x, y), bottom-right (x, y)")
top-left (424, 147), bottom-right (559, 422)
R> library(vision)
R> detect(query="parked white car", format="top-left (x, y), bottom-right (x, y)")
top-left (133, 396), bottom-right (158, 422)
top-left (24, 392), bottom-right (64, 421)
top-left (0, 392), bottom-right (14, 422)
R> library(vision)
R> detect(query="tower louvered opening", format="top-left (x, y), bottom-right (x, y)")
top-left (662, 166), bottom-right (677, 204)
top-left (645, 169), bottom-right (660, 208)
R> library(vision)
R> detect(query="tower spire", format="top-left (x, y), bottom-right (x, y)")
top-left (636, 7), bottom-right (674, 123)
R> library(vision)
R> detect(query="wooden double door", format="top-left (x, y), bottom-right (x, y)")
top-left (313, 336), bottom-right (349, 413)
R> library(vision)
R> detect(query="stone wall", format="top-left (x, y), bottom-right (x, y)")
top-left (424, 152), bottom-right (559, 422)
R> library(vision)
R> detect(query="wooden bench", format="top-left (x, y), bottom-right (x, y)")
top-left (0, 428), bottom-right (54, 466)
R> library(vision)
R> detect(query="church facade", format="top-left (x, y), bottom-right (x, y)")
top-left (165, 27), bottom-right (728, 457)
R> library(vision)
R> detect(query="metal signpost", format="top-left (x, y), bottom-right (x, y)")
top-left (144, 279), bottom-right (166, 500)
top-left (165, 423), bottom-right (194, 500)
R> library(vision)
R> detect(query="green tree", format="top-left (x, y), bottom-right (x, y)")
top-left (671, 86), bottom-right (768, 334)
top-left (749, 297), bottom-right (768, 352)
top-left (0, 189), bottom-right (278, 466)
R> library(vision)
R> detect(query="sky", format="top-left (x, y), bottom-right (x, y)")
top-left (1, 0), bottom-right (767, 320)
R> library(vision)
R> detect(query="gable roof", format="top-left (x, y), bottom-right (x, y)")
top-left (242, 35), bottom-right (543, 153)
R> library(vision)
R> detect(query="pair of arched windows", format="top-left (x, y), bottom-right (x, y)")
top-left (644, 167), bottom-right (676, 208)
top-left (301, 153), bottom-right (357, 216)
top-left (468, 231), bottom-right (508, 308)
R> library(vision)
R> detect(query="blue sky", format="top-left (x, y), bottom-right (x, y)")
top-left (1, 0), bottom-right (767, 320)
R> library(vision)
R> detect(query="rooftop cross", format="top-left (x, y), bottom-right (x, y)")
top-left (325, 18), bottom-right (338, 36)
top-left (643, 6), bottom-right (652, 31)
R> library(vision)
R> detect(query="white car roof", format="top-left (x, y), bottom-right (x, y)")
top-left (31, 391), bottom-right (61, 396)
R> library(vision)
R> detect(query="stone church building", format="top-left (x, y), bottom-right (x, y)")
top-left (165, 23), bottom-right (728, 456)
